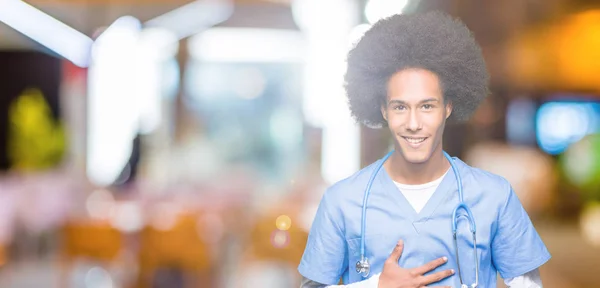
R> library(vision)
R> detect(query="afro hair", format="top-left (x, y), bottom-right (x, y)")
top-left (344, 10), bottom-right (489, 128)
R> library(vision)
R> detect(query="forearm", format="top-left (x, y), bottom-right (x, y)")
top-left (301, 274), bottom-right (380, 288)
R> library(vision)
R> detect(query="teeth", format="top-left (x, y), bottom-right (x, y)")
top-left (405, 137), bottom-right (425, 144)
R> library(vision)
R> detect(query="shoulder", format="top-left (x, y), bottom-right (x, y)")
top-left (320, 159), bottom-right (382, 206)
top-left (456, 158), bottom-right (512, 201)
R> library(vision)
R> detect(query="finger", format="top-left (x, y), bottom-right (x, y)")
top-left (412, 256), bottom-right (448, 275)
top-left (387, 240), bottom-right (404, 264)
top-left (419, 269), bottom-right (455, 285)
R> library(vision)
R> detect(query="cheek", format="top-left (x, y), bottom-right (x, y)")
top-left (386, 115), bottom-right (405, 129)
top-left (424, 115), bottom-right (446, 131)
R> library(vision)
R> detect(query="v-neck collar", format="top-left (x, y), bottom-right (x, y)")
top-left (377, 154), bottom-right (461, 229)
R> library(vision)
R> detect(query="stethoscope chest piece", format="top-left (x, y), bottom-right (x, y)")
top-left (355, 257), bottom-right (370, 277)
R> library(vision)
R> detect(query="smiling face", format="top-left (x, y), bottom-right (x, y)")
top-left (381, 68), bottom-right (452, 164)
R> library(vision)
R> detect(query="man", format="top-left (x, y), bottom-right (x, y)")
top-left (298, 11), bottom-right (550, 288)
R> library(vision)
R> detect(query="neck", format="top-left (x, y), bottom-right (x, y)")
top-left (385, 148), bottom-right (450, 185)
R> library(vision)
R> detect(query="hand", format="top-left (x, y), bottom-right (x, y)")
top-left (377, 240), bottom-right (455, 288)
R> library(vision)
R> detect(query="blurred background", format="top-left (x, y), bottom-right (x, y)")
top-left (0, 0), bottom-right (599, 287)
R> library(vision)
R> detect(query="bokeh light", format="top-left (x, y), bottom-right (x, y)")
top-left (109, 201), bottom-right (143, 233)
top-left (536, 101), bottom-right (600, 155)
top-left (85, 189), bottom-right (115, 220)
top-left (84, 266), bottom-right (114, 288)
top-left (580, 202), bottom-right (600, 247)
top-left (275, 215), bottom-right (292, 231)
top-left (270, 230), bottom-right (290, 249)
top-left (150, 202), bottom-right (180, 231)
top-left (560, 134), bottom-right (600, 200)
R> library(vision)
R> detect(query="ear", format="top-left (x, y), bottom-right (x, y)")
top-left (381, 105), bottom-right (388, 121)
top-left (445, 101), bottom-right (453, 120)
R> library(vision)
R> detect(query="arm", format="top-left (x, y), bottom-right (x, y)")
top-left (504, 268), bottom-right (543, 288)
top-left (300, 274), bottom-right (381, 288)
top-left (298, 190), bottom-right (348, 285)
top-left (491, 184), bottom-right (551, 281)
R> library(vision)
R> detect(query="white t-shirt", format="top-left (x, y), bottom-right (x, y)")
top-left (393, 169), bottom-right (448, 214)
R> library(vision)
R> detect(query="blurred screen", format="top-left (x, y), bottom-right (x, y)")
top-left (535, 96), bottom-right (600, 155)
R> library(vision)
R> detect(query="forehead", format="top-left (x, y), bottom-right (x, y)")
top-left (386, 68), bottom-right (443, 102)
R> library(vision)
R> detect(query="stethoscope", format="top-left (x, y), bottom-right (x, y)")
top-left (355, 150), bottom-right (479, 288)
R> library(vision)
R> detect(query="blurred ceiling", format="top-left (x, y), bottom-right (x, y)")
top-left (2, 0), bottom-right (600, 92)
top-left (0, 0), bottom-right (295, 49)
top-left (0, 1), bottom-right (183, 49)
top-left (0, 0), bottom-right (568, 49)
top-left (0, 0), bottom-right (591, 49)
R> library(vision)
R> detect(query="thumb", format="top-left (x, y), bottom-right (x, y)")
top-left (388, 240), bottom-right (404, 264)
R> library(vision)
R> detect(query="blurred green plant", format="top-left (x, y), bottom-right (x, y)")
top-left (7, 88), bottom-right (66, 171)
top-left (559, 133), bottom-right (600, 202)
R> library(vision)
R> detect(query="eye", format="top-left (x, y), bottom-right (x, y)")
top-left (392, 105), bottom-right (406, 111)
top-left (422, 104), bottom-right (433, 110)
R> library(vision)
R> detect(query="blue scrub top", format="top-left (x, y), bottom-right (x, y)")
top-left (298, 155), bottom-right (551, 287)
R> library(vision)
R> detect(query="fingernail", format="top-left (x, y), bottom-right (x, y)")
top-left (442, 256), bottom-right (448, 262)
top-left (397, 240), bottom-right (403, 246)
top-left (450, 269), bottom-right (455, 274)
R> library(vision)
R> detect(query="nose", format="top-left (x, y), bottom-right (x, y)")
top-left (406, 109), bottom-right (422, 131)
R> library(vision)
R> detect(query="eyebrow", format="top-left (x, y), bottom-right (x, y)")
top-left (388, 98), bottom-right (440, 105)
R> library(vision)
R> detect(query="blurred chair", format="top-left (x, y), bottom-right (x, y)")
top-left (136, 212), bottom-right (213, 288)
top-left (59, 220), bottom-right (123, 287)
top-left (0, 244), bottom-right (6, 268)
top-left (248, 215), bottom-right (307, 263)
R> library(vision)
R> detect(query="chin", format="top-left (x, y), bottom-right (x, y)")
top-left (398, 149), bottom-right (432, 164)
top-left (404, 155), bottom-right (430, 164)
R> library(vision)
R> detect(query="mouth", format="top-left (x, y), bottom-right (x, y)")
top-left (402, 136), bottom-right (428, 147)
